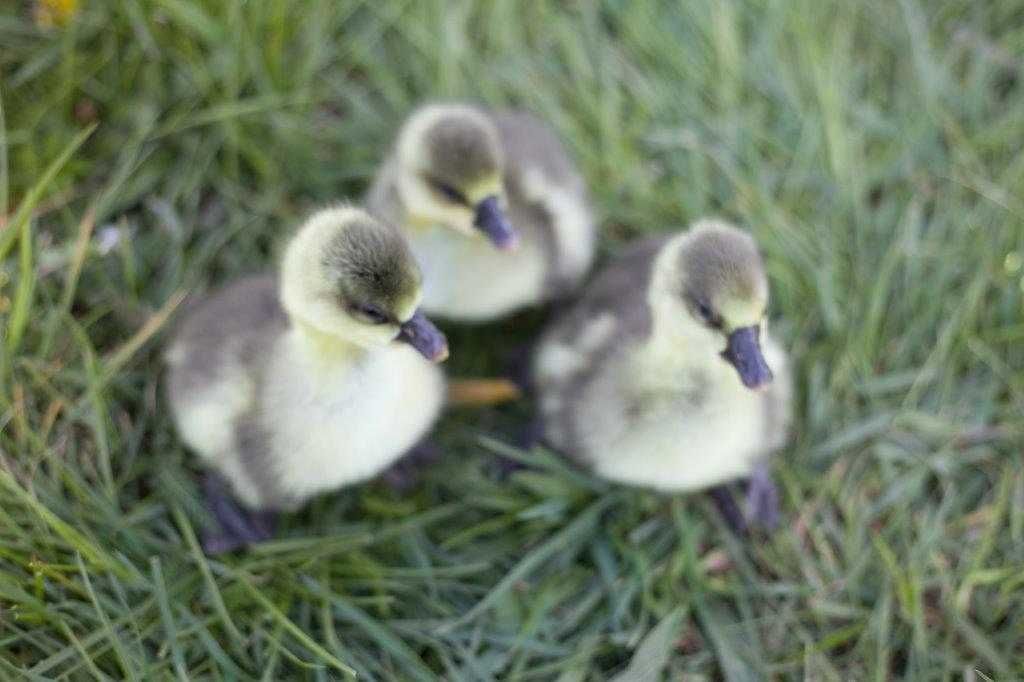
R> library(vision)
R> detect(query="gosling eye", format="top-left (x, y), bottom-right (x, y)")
top-left (353, 303), bottom-right (390, 325)
top-left (426, 177), bottom-right (467, 205)
top-left (696, 301), bottom-right (722, 329)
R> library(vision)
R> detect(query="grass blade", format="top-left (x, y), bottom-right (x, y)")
top-left (609, 607), bottom-right (687, 682)
top-left (0, 469), bottom-right (131, 581)
top-left (232, 570), bottom-right (357, 679)
top-left (0, 123), bottom-right (95, 259)
top-left (442, 495), bottom-right (617, 630)
top-left (305, 580), bottom-right (436, 682)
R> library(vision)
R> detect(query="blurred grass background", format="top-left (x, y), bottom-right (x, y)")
top-left (1, 0), bottom-right (1023, 679)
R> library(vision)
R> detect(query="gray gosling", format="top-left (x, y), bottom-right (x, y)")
top-left (366, 102), bottom-right (595, 321)
top-left (165, 206), bottom-right (448, 552)
top-left (532, 219), bottom-right (791, 529)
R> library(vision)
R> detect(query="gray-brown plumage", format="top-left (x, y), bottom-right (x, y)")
top-left (533, 219), bottom-right (791, 527)
top-left (166, 275), bottom-right (294, 508)
top-left (532, 236), bottom-right (666, 454)
top-left (167, 275), bottom-right (286, 406)
top-left (365, 102), bottom-right (595, 321)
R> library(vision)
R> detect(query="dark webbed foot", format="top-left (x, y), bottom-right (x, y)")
top-left (489, 417), bottom-right (545, 479)
top-left (504, 341), bottom-right (537, 396)
top-left (381, 442), bottom-right (442, 493)
top-left (513, 418), bottom-right (544, 450)
top-left (709, 485), bottom-right (748, 535)
top-left (745, 461), bottom-right (780, 530)
top-left (200, 473), bottom-right (277, 555)
top-left (494, 455), bottom-right (527, 479)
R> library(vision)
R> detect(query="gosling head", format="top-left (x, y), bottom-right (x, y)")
top-left (280, 206), bottom-right (449, 362)
top-left (393, 103), bottom-right (517, 250)
top-left (659, 220), bottom-right (773, 389)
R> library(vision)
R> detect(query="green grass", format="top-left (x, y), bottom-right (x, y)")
top-left (1, 0), bottom-right (1022, 678)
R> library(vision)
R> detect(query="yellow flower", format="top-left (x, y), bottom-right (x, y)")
top-left (34, 0), bottom-right (80, 28)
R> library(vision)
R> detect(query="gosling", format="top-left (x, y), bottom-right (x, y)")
top-left (366, 102), bottom-right (595, 321)
top-left (165, 207), bottom-right (448, 552)
top-left (532, 219), bottom-right (791, 529)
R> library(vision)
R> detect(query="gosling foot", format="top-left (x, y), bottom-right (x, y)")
top-left (745, 462), bottom-right (780, 531)
top-left (381, 442), bottom-right (442, 493)
top-left (200, 472), bottom-right (277, 555)
top-left (709, 485), bottom-right (748, 536)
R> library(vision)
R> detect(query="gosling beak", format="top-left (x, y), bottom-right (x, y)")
top-left (721, 325), bottom-right (773, 389)
top-left (398, 310), bottom-right (449, 363)
top-left (473, 195), bottom-right (518, 251)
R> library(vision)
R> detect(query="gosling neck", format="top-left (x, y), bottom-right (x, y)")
top-left (292, 321), bottom-right (370, 367)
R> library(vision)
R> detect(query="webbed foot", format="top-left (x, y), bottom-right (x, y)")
top-left (200, 472), bottom-right (277, 555)
top-left (745, 461), bottom-right (780, 530)
top-left (381, 442), bottom-right (442, 493)
top-left (709, 485), bottom-right (748, 535)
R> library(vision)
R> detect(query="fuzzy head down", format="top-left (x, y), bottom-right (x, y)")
top-left (393, 103), bottom-right (510, 240)
top-left (648, 219), bottom-right (773, 388)
top-left (677, 221), bottom-right (768, 332)
top-left (281, 206), bottom-right (424, 349)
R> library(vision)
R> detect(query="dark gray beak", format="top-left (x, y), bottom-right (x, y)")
top-left (398, 310), bottom-right (449, 363)
top-left (721, 325), bottom-right (772, 389)
top-left (473, 195), bottom-right (518, 251)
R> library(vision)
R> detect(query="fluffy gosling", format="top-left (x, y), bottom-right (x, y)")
top-left (165, 206), bottom-right (448, 552)
top-left (366, 102), bottom-right (595, 321)
top-left (532, 219), bottom-right (791, 530)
